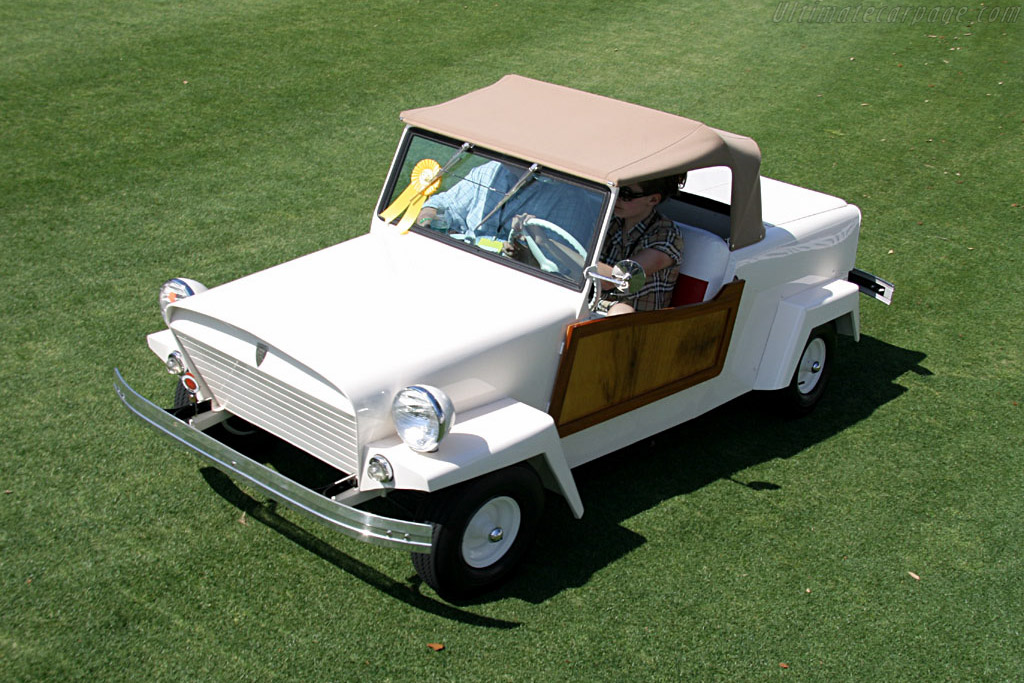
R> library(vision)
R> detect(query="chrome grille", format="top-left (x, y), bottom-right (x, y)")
top-left (176, 333), bottom-right (358, 473)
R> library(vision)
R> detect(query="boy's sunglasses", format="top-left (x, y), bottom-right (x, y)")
top-left (617, 187), bottom-right (649, 201)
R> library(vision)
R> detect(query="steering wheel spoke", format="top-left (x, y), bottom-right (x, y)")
top-left (509, 216), bottom-right (587, 276)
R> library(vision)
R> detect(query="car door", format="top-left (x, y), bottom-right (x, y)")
top-left (548, 280), bottom-right (744, 436)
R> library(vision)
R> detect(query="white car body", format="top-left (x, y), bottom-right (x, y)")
top-left (116, 76), bottom-right (891, 599)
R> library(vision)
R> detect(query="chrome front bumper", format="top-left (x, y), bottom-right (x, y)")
top-left (113, 369), bottom-right (433, 553)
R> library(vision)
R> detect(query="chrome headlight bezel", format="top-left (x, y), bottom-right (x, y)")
top-left (164, 350), bottom-right (186, 375)
top-left (391, 385), bottom-right (455, 453)
top-left (159, 278), bottom-right (207, 321)
top-left (366, 455), bottom-right (394, 483)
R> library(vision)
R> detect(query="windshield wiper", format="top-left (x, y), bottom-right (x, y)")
top-left (435, 142), bottom-right (473, 181)
top-left (473, 163), bottom-right (540, 236)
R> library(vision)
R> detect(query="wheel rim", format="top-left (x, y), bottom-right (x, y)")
top-left (796, 338), bottom-right (827, 394)
top-left (461, 496), bottom-right (521, 569)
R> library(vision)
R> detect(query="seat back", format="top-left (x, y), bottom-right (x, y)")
top-left (670, 222), bottom-right (731, 306)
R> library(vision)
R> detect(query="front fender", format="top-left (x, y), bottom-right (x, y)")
top-left (364, 397), bottom-right (584, 518)
top-left (753, 278), bottom-right (860, 391)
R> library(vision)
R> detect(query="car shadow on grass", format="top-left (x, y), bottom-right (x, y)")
top-left (198, 334), bottom-right (926, 611)
top-left (498, 334), bottom-right (929, 604)
top-left (199, 467), bottom-right (522, 628)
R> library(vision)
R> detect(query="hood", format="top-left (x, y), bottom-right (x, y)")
top-left (169, 229), bottom-right (581, 437)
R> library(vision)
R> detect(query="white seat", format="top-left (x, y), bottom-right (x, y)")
top-left (671, 222), bottom-right (731, 305)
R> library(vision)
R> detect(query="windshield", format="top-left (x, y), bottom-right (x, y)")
top-left (379, 130), bottom-right (608, 287)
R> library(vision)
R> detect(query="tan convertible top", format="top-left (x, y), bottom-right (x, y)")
top-left (401, 75), bottom-right (765, 249)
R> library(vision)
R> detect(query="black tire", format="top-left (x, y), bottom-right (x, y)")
top-left (172, 380), bottom-right (256, 435)
top-left (777, 323), bottom-right (836, 417)
top-left (412, 464), bottom-right (544, 600)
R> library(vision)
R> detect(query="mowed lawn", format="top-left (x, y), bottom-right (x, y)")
top-left (1, 1), bottom-right (1021, 679)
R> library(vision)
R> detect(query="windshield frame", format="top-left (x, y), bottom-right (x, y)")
top-left (376, 127), bottom-right (612, 292)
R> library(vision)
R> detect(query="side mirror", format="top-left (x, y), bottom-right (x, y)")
top-left (584, 260), bottom-right (647, 308)
top-left (610, 260), bottom-right (646, 295)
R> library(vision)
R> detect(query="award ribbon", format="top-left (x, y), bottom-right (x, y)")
top-left (379, 159), bottom-right (442, 233)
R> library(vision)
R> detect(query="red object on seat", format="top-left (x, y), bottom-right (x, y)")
top-left (671, 274), bottom-right (709, 307)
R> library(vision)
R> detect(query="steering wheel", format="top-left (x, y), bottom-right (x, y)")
top-left (520, 217), bottom-right (587, 258)
top-left (510, 217), bottom-right (588, 274)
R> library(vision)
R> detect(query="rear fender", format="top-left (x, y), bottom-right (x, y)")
top-left (753, 279), bottom-right (860, 391)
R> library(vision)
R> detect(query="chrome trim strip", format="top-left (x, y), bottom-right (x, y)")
top-left (848, 268), bottom-right (894, 306)
top-left (113, 369), bottom-right (433, 553)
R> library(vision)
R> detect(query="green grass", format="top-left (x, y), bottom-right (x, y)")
top-left (2, 0), bottom-right (1021, 679)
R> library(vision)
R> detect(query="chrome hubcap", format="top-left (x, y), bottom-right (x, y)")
top-left (462, 496), bottom-right (521, 568)
top-left (796, 338), bottom-right (827, 394)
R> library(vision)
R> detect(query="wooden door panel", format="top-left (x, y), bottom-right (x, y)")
top-left (549, 280), bottom-right (744, 436)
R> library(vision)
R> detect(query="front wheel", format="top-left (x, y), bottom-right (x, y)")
top-left (412, 464), bottom-right (544, 600)
top-left (172, 380), bottom-right (257, 436)
top-left (172, 380), bottom-right (191, 410)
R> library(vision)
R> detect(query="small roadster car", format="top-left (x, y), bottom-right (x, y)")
top-left (115, 75), bottom-right (892, 600)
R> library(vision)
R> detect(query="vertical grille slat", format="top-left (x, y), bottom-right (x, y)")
top-left (177, 333), bottom-right (358, 472)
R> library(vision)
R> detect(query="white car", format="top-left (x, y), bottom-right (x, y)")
top-left (115, 75), bottom-right (893, 600)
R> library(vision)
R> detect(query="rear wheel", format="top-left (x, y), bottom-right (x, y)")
top-left (777, 323), bottom-right (836, 416)
top-left (412, 464), bottom-right (544, 600)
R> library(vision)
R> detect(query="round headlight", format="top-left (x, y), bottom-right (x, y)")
top-left (159, 278), bottom-right (207, 319)
top-left (391, 385), bottom-right (455, 453)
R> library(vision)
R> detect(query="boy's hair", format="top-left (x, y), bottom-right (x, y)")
top-left (638, 174), bottom-right (686, 203)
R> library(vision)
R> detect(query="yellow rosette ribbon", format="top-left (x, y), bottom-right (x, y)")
top-left (379, 159), bottom-right (443, 233)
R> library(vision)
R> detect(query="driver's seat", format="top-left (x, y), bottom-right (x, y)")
top-left (670, 223), bottom-right (730, 307)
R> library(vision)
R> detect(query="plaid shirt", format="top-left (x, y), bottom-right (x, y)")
top-left (600, 210), bottom-right (684, 311)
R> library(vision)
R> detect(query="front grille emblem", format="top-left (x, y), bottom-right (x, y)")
top-left (255, 342), bottom-right (268, 367)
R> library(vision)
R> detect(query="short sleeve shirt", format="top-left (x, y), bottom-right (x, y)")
top-left (600, 210), bottom-right (684, 311)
